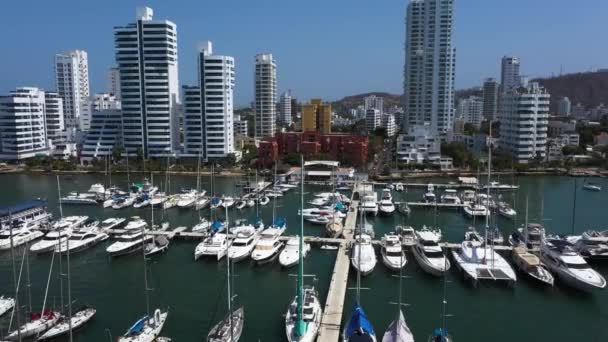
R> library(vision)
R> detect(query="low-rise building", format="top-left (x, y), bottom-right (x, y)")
top-left (234, 115), bottom-right (248, 137)
top-left (595, 132), bottom-right (608, 146)
top-left (546, 134), bottom-right (581, 161)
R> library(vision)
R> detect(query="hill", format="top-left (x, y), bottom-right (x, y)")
top-left (534, 71), bottom-right (608, 112)
top-left (332, 92), bottom-right (401, 115)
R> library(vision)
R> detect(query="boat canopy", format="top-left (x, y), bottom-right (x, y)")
top-left (0, 199), bottom-right (47, 218)
top-left (345, 304), bottom-right (375, 338)
top-left (211, 220), bottom-right (224, 232)
top-left (273, 217), bottom-right (286, 228)
top-left (125, 316), bottom-right (148, 335)
top-left (211, 198), bottom-right (221, 205)
top-left (335, 202), bottom-right (346, 211)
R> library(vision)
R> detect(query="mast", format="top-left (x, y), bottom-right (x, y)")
top-left (8, 210), bottom-right (22, 341)
top-left (295, 155), bottom-right (305, 337)
top-left (570, 177), bottom-right (577, 235)
top-left (56, 177), bottom-right (64, 315)
top-left (225, 205), bottom-right (234, 342)
top-left (126, 151), bottom-right (131, 188)
top-left (272, 163), bottom-right (277, 226)
top-left (58, 175), bottom-right (74, 340)
top-left (484, 123), bottom-right (492, 265)
top-left (142, 217), bottom-right (150, 316)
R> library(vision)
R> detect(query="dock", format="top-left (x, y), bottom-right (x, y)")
top-left (399, 201), bottom-right (465, 208)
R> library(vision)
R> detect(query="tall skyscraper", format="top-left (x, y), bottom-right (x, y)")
top-left (501, 56), bottom-right (521, 94)
top-left (44, 92), bottom-right (65, 145)
top-left (55, 50), bottom-right (90, 135)
top-left (301, 99), bottom-right (331, 134)
top-left (403, 0), bottom-right (456, 138)
top-left (457, 96), bottom-right (483, 128)
top-left (114, 7), bottom-right (180, 158)
top-left (482, 78), bottom-right (499, 120)
top-left (364, 95), bottom-right (384, 114)
top-left (279, 91), bottom-right (292, 126)
top-left (183, 41), bottom-right (235, 159)
top-left (106, 67), bottom-right (121, 99)
top-left (254, 53), bottom-right (277, 138)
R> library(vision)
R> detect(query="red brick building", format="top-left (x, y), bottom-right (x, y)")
top-left (258, 132), bottom-right (368, 167)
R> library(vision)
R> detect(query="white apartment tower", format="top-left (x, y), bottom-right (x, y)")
top-left (558, 97), bottom-right (571, 116)
top-left (0, 87), bottom-right (50, 159)
top-left (279, 91), bottom-right (292, 126)
top-left (106, 67), bottom-right (121, 99)
top-left (55, 50), bottom-right (90, 135)
top-left (501, 56), bottom-right (521, 94)
top-left (114, 6), bottom-right (180, 158)
top-left (80, 94), bottom-right (121, 132)
top-left (254, 53), bottom-right (277, 138)
top-left (44, 92), bottom-right (65, 145)
top-left (458, 96), bottom-right (484, 128)
top-left (364, 95), bottom-right (384, 114)
top-left (183, 41), bottom-right (235, 159)
top-left (366, 109), bottom-right (381, 132)
top-left (499, 82), bottom-right (550, 163)
top-left (403, 0), bottom-right (456, 138)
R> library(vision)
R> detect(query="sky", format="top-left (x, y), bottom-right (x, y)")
top-left (1, 0), bottom-right (607, 107)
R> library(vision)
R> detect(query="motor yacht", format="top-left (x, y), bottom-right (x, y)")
top-left (540, 238), bottom-right (606, 292)
top-left (194, 233), bottom-right (229, 261)
top-left (381, 234), bottom-right (406, 271)
top-left (227, 228), bottom-right (260, 262)
top-left (251, 228), bottom-right (285, 263)
top-left (0, 227), bottom-right (44, 250)
top-left (279, 236), bottom-right (311, 268)
top-left (177, 189), bottom-right (198, 208)
top-left (30, 229), bottom-right (73, 254)
top-left (567, 230), bottom-right (608, 260)
top-left (396, 225), bottom-right (417, 247)
top-left (55, 230), bottom-right (109, 254)
top-left (360, 193), bottom-right (379, 216)
top-left (162, 195), bottom-right (178, 209)
top-left (511, 245), bottom-right (554, 286)
top-left (150, 192), bottom-right (167, 207)
top-left (112, 195), bottom-right (136, 209)
top-left (123, 217), bottom-right (148, 231)
top-left (144, 235), bottom-right (170, 257)
top-left (378, 189), bottom-right (396, 215)
top-left (482, 181), bottom-right (519, 191)
top-left (100, 217), bottom-right (126, 230)
top-left (132, 194), bottom-right (151, 209)
top-left (497, 201), bottom-right (517, 219)
top-left (440, 189), bottom-right (461, 205)
top-left (508, 223), bottom-right (545, 249)
top-left (60, 192), bottom-right (98, 205)
top-left (351, 234), bottom-right (377, 276)
top-left (106, 230), bottom-right (154, 257)
top-left (88, 183), bottom-right (105, 194)
top-left (423, 184), bottom-right (436, 203)
top-left (461, 190), bottom-right (476, 203)
top-left (462, 203), bottom-right (489, 218)
top-left (51, 215), bottom-right (89, 231)
top-left (411, 229), bottom-right (450, 277)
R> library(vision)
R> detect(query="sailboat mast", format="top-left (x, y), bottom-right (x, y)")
top-left (64, 180), bottom-right (73, 340)
top-left (126, 151), bottom-right (131, 188)
top-left (225, 205), bottom-right (233, 342)
top-left (142, 223), bottom-right (150, 316)
top-left (570, 177), bottom-right (577, 235)
top-left (8, 210), bottom-right (22, 341)
top-left (486, 123), bottom-right (493, 267)
top-left (295, 155), bottom-right (305, 337)
top-left (56, 176), bottom-right (64, 314)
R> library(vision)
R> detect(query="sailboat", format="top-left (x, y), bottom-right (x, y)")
top-left (382, 249), bottom-right (414, 342)
top-left (427, 249), bottom-right (452, 342)
top-left (207, 220), bottom-right (244, 342)
top-left (285, 156), bottom-right (323, 342)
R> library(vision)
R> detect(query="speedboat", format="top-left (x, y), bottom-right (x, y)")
top-left (251, 228), bottom-right (285, 263)
top-left (51, 216), bottom-right (88, 230)
top-left (462, 203), bottom-right (489, 218)
top-left (378, 189), bottom-right (395, 215)
top-left (351, 234), bottom-right (377, 276)
top-left (192, 218), bottom-right (211, 233)
top-left (55, 230), bottom-right (109, 254)
top-left (0, 296), bottom-right (15, 317)
top-left (423, 184), bottom-right (436, 203)
top-left (112, 195), bottom-right (136, 209)
top-left (162, 195), bottom-right (178, 209)
top-left (133, 194), bottom-right (151, 208)
top-left (100, 217), bottom-right (126, 230)
top-left (37, 307), bottom-right (96, 340)
top-left (583, 183), bottom-right (601, 191)
top-left (207, 306), bottom-right (244, 342)
top-left (210, 197), bottom-right (223, 209)
top-left (396, 225), bottom-right (417, 247)
top-left (309, 196), bottom-right (330, 206)
top-left (279, 236), bottom-right (311, 268)
top-left (497, 202), bottom-right (517, 219)
top-left (440, 189), bottom-right (461, 205)
top-left (508, 223), bottom-right (545, 249)
top-left (567, 230), bottom-right (608, 260)
top-left (150, 192), bottom-right (167, 207)
top-left (483, 181), bottom-right (519, 191)
top-left (343, 304), bottom-right (376, 342)
top-left (123, 217), bottom-right (147, 231)
top-left (360, 193), bottom-right (379, 216)
top-left (540, 238), bottom-right (606, 292)
top-left (236, 200), bottom-right (246, 210)
top-left (0, 227), bottom-right (44, 250)
top-left (6, 309), bottom-right (61, 340)
top-left (228, 228), bottom-right (260, 262)
top-left (381, 234), bottom-right (406, 271)
top-left (144, 236), bottom-right (170, 257)
top-left (511, 245), bottom-right (554, 286)
top-left (258, 196), bottom-right (270, 206)
top-left (30, 229), bottom-right (73, 254)
top-left (412, 229), bottom-right (450, 277)
top-left (118, 309), bottom-right (167, 342)
top-left (60, 192), bottom-right (98, 205)
top-left (194, 233), bottom-right (229, 261)
top-left (222, 196), bottom-right (235, 208)
top-left (285, 286), bottom-right (322, 342)
top-left (177, 189), bottom-right (198, 208)
top-left (106, 230), bottom-right (154, 257)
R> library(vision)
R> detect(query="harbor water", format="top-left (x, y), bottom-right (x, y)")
top-left (0, 173), bottom-right (607, 341)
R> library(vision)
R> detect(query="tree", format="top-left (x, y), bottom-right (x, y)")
top-left (112, 145), bottom-right (124, 162)
top-left (282, 153), bottom-right (300, 166)
top-left (372, 127), bottom-right (387, 139)
top-left (463, 123), bottom-right (479, 136)
top-left (562, 145), bottom-right (585, 156)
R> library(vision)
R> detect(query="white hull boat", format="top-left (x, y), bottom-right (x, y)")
top-left (37, 307), bottom-right (96, 340)
top-left (228, 229), bottom-right (259, 262)
top-left (411, 229), bottom-right (450, 277)
top-left (351, 234), bottom-right (377, 276)
top-left (285, 286), bottom-right (322, 342)
top-left (251, 228), bottom-right (285, 263)
top-left (0, 296), bottom-right (15, 317)
top-left (512, 246), bottom-right (554, 286)
top-left (6, 310), bottom-right (61, 340)
top-left (207, 306), bottom-right (244, 342)
top-left (55, 231), bottom-right (109, 254)
top-left (381, 234), bottom-right (406, 271)
top-left (118, 309), bottom-right (168, 342)
top-left (0, 228), bottom-right (45, 250)
top-left (194, 233), bottom-right (229, 261)
top-left (100, 217), bottom-right (126, 230)
top-left (30, 229), bottom-right (72, 254)
top-left (106, 231), bottom-right (154, 257)
top-left (279, 236), bottom-right (311, 268)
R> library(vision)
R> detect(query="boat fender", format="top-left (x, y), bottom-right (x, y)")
top-left (154, 309), bottom-right (161, 326)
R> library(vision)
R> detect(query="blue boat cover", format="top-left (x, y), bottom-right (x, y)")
top-left (335, 202), bottom-right (345, 211)
top-left (345, 304), bottom-right (375, 338)
top-left (211, 198), bottom-right (221, 205)
top-left (431, 328), bottom-right (448, 341)
top-left (211, 220), bottom-right (224, 232)
top-left (252, 217), bottom-right (263, 228)
top-left (0, 199), bottom-right (47, 217)
top-left (273, 217), bottom-right (286, 228)
top-left (126, 315), bottom-right (148, 335)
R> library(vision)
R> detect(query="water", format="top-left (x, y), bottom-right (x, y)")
top-left (0, 173), bottom-right (607, 341)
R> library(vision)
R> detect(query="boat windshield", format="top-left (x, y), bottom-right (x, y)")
top-left (386, 251), bottom-right (403, 257)
top-left (566, 262), bottom-right (590, 270)
top-left (42, 235), bottom-right (64, 241)
top-left (117, 235), bottom-right (142, 242)
top-left (232, 241), bottom-right (247, 247)
top-left (256, 245), bottom-right (275, 251)
top-left (421, 240), bottom-right (438, 247)
top-left (425, 250), bottom-right (445, 258)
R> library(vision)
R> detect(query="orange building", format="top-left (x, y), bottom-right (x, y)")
top-left (301, 99), bottom-right (332, 134)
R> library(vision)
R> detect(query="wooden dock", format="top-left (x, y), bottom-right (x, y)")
top-left (316, 200), bottom-right (358, 342)
top-left (399, 201), bottom-right (465, 208)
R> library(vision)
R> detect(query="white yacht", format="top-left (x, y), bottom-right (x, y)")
top-left (150, 192), bottom-right (167, 207)
top-left (497, 201), bottom-right (517, 219)
top-left (227, 228), bottom-right (260, 262)
top-left (360, 193), bottom-right (379, 216)
top-left (309, 195), bottom-right (330, 206)
top-left (51, 215), bottom-right (88, 231)
top-left (511, 245), bottom-right (554, 286)
top-left (112, 195), bottom-right (136, 209)
top-left (462, 203), bottom-right (489, 218)
top-left (194, 233), bottom-right (229, 261)
top-left (30, 229), bottom-right (73, 254)
top-left (452, 230), bottom-right (517, 287)
top-left (411, 229), bottom-right (450, 277)
top-left (285, 286), bottom-right (322, 342)
top-left (251, 228), bottom-right (285, 263)
top-left (100, 217), bottom-right (126, 230)
top-left (378, 189), bottom-right (395, 215)
top-left (423, 184), bottom-right (436, 203)
top-left (380, 234), bottom-right (406, 271)
top-left (192, 218), bottom-right (211, 233)
top-left (132, 194), bottom-right (151, 209)
top-left (351, 234), bottom-right (377, 276)
top-left (37, 307), bottom-right (96, 340)
top-left (540, 238), bottom-right (606, 292)
top-left (88, 183), bottom-right (106, 194)
top-left (123, 217), bottom-right (148, 231)
top-left (482, 181), bottom-right (519, 191)
top-left (56, 230), bottom-right (109, 254)
top-left (106, 230), bottom-right (154, 257)
top-left (279, 236), bottom-right (311, 268)
top-left (118, 309), bottom-right (168, 342)
top-left (60, 192), bottom-right (98, 205)
top-left (509, 223), bottom-right (545, 249)
top-left (0, 296), bottom-right (15, 317)
top-left (6, 309), bottom-right (62, 340)
top-left (0, 227), bottom-right (44, 250)
top-left (440, 189), bottom-right (461, 205)
top-left (195, 196), bottom-right (210, 210)
top-left (221, 196), bottom-right (235, 208)
top-left (567, 230), bottom-right (608, 261)
top-left (396, 225), bottom-right (417, 247)
top-left (177, 189), bottom-right (198, 208)
top-left (583, 183), bottom-right (601, 191)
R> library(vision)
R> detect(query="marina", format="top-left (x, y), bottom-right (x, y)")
top-left (0, 173), bottom-right (607, 341)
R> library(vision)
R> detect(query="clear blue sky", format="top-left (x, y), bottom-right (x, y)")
top-left (1, 0), bottom-right (607, 106)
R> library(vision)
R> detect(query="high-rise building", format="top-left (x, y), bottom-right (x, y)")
top-left (366, 109), bottom-right (381, 132)
top-left (0, 87), bottom-right (50, 159)
top-left (80, 94), bottom-right (121, 132)
top-left (55, 50), bottom-right (90, 136)
top-left (457, 96), bottom-right (484, 128)
top-left (501, 56), bottom-right (521, 94)
top-left (557, 97), bottom-right (571, 116)
top-left (301, 99), bottom-right (332, 134)
top-left (382, 114), bottom-right (397, 137)
top-left (482, 78), bottom-right (499, 120)
top-left (290, 97), bottom-right (299, 123)
top-left (254, 53), bottom-right (277, 138)
top-left (183, 41), bottom-right (235, 159)
top-left (80, 109), bottom-right (123, 162)
top-left (279, 91), bottom-right (292, 126)
top-left (403, 0), bottom-right (456, 138)
top-left (44, 92), bottom-right (65, 145)
top-left (233, 115), bottom-right (248, 137)
top-left (499, 82), bottom-right (549, 163)
top-left (364, 95), bottom-right (384, 114)
top-left (106, 67), bottom-right (121, 99)
top-left (114, 6), bottom-right (180, 158)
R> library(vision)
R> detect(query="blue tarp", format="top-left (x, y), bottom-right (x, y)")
top-left (125, 315), bottom-right (148, 335)
top-left (211, 220), bottom-right (225, 232)
top-left (335, 202), bottom-right (345, 211)
top-left (273, 217), bottom-right (286, 228)
top-left (211, 198), bottom-right (221, 205)
top-left (0, 199), bottom-right (47, 217)
top-left (431, 328), bottom-right (449, 341)
top-left (344, 304), bottom-right (375, 338)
